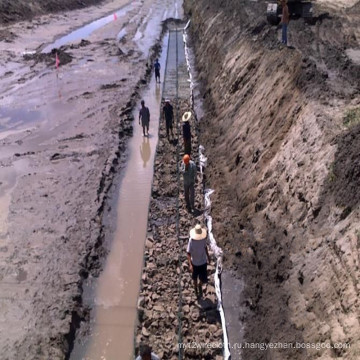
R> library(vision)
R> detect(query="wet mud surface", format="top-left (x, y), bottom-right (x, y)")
top-left (184, 0), bottom-right (360, 359)
top-left (0, 0), bottom-right (184, 359)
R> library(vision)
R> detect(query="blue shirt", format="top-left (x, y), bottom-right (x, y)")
top-left (187, 238), bottom-right (207, 266)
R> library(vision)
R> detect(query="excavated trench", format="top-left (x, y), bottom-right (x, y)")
top-left (133, 25), bottom-right (223, 360)
top-left (1, 0), bottom-right (360, 359)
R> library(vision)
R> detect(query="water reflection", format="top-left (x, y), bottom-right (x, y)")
top-left (140, 136), bottom-right (151, 168)
top-left (42, 3), bottom-right (134, 53)
top-left (155, 83), bottom-right (161, 102)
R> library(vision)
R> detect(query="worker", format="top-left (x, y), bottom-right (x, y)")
top-left (139, 100), bottom-right (150, 137)
top-left (181, 154), bottom-right (197, 212)
top-left (281, 0), bottom-right (290, 45)
top-left (154, 58), bottom-right (161, 83)
top-left (187, 224), bottom-right (210, 298)
top-left (135, 344), bottom-right (160, 360)
top-left (182, 111), bottom-right (192, 155)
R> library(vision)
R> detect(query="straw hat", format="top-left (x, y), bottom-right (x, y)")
top-left (190, 224), bottom-right (207, 240)
top-left (182, 111), bottom-right (192, 122)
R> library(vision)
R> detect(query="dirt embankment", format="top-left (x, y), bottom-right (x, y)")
top-left (0, 0), bottom-right (105, 24)
top-left (184, 0), bottom-right (360, 359)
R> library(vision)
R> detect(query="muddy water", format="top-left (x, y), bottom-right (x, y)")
top-left (42, 1), bottom-right (135, 53)
top-left (70, 34), bottom-right (168, 360)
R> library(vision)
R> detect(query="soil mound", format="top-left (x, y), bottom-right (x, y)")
top-left (0, 0), bottom-right (103, 24)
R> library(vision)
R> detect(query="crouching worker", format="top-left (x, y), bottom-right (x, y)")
top-left (187, 224), bottom-right (210, 298)
top-left (136, 344), bottom-right (160, 360)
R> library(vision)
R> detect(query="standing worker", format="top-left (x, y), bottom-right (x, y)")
top-left (163, 99), bottom-right (174, 139)
top-left (181, 154), bottom-right (197, 212)
top-left (281, 0), bottom-right (290, 45)
top-left (154, 58), bottom-right (161, 83)
top-left (139, 100), bottom-right (150, 137)
top-left (182, 111), bottom-right (192, 155)
top-left (187, 224), bottom-right (210, 299)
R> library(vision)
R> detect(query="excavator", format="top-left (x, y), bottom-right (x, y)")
top-left (266, 0), bottom-right (313, 25)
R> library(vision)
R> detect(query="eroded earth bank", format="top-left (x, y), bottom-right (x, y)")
top-left (183, 0), bottom-right (360, 359)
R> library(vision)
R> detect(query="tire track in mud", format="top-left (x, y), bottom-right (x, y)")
top-left (135, 27), bottom-right (223, 360)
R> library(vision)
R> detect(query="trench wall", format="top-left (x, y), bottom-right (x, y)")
top-left (184, 0), bottom-right (360, 359)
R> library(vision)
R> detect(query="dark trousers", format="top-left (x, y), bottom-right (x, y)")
top-left (184, 138), bottom-right (191, 155)
top-left (166, 119), bottom-right (173, 136)
top-left (282, 24), bottom-right (288, 45)
top-left (142, 124), bottom-right (149, 135)
top-left (184, 182), bottom-right (195, 209)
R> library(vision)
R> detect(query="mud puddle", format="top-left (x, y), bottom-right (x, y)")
top-left (69, 34), bottom-right (168, 360)
top-left (42, 1), bottom-right (135, 53)
top-left (0, 106), bottom-right (43, 131)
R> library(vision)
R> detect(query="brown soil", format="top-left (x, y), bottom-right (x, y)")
top-left (184, 0), bottom-right (360, 359)
top-left (1, 0), bottom-right (360, 358)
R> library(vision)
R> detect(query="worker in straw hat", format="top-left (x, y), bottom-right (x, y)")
top-left (139, 99), bottom-right (150, 137)
top-left (181, 154), bottom-right (197, 212)
top-left (187, 224), bottom-right (210, 298)
top-left (182, 111), bottom-right (192, 155)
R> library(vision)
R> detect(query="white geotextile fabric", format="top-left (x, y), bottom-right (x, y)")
top-left (183, 23), bottom-right (231, 359)
top-left (183, 27), bottom-right (194, 108)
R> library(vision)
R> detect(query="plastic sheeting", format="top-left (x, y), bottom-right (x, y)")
top-left (183, 26), bottom-right (194, 109)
